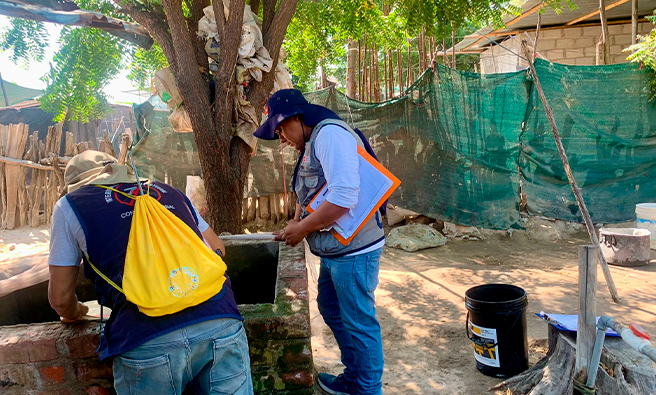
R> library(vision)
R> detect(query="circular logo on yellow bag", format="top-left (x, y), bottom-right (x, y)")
top-left (168, 267), bottom-right (199, 298)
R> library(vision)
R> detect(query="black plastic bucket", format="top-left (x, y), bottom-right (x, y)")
top-left (465, 284), bottom-right (529, 378)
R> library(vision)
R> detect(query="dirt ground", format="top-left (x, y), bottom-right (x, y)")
top-left (308, 228), bottom-right (656, 395)
top-left (2, 224), bottom-right (655, 394)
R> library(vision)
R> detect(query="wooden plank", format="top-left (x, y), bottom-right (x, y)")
top-left (506, 2), bottom-right (546, 27)
top-left (576, 245), bottom-right (598, 373)
top-left (0, 155), bottom-right (54, 170)
top-left (260, 195), bottom-right (270, 221)
top-left (247, 196), bottom-right (256, 222)
top-left (566, 0), bottom-right (631, 26)
top-left (65, 132), bottom-right (75, 156)
top-left (5, 124), bottom-right (28, 229)
top-left (521, 41), bottom-right (620, 303)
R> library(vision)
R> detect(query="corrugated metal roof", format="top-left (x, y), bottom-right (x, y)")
top-left (448, 0), bottom-right (656, 53)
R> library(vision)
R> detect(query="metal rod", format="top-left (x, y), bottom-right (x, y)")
top-left (127, 150), bottom-right (145, 195)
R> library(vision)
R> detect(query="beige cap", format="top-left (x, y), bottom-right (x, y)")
top-left (63, 150), bottom-right (140, 195)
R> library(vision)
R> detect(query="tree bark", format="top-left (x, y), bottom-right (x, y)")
top-left (347, 38), bottom-right (357, 97)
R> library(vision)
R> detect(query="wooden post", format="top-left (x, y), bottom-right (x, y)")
top-left (347, 38), bottom-right (358, 98)
top-left (451, 24), bottom-right (457, 69)
top-left (534, 1), bottom-right (545, 59)
top-left (521, 41), bottom-right (620, 303)
top-left (358, 40), bottom-right (363, 100)
top-left (387, 48), bottom-right (393, 98)
top-left (374, 47), bottom-right (381, 101)
top-left (397, 50), bottom-right (403, 95)
top-left (0, 72), bottom-right (9, 107)
top-left (118, 134), bottom-right (131, 165)
top-left (4, 124), bottom-right (28, 229)
top-left (631, 0), bottom-right (638, 46)
top-left (576, 245), bottom-right (598, 373)
top-left (598, 0), bottom-right (610, 64)
top-left (247, 197), bottom-right (256, 222)
top-left (443, 37), bottom-right (447, 65)
top-left (406, 40), bottom-right (412, 88)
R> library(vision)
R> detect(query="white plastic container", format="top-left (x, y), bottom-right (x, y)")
top-left (636, 203), bottom-right (656, 249)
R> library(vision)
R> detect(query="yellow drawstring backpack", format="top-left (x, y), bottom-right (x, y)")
top-left (86, 182), bottom-right (227, 317)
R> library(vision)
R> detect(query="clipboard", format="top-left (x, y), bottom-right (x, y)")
top-left (306, 145), bottom-right (400, 246)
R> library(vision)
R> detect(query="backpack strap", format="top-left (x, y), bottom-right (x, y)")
top-left (85, 257), bottom-right (125, 295)
top-left (94, 182), bottom-right (151, 199)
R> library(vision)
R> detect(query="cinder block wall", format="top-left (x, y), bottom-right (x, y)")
top-left (480, 22), bottom-right (654, 74)
top-left (0, 243), bottom-right (313, 395)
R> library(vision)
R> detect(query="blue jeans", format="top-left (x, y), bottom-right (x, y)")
top-left (317, 248), bottom-right (384, 395)
top-left (113, 318), bottom-right (253, 395)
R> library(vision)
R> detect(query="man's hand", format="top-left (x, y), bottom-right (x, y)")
top-left (60, 302), bottom-right (90, 323)
top-left (274, 219), bottom-right (307, 247)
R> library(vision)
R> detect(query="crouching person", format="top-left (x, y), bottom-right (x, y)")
top-left (48, 150), bottom-right (253, 395)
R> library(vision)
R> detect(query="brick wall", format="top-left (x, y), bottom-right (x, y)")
top-left (0, 322), bottom-right (113, 394)
top-left (0, 242), bottom-right (313, 395)
top-left (480, 22), bottom-right (654, 74)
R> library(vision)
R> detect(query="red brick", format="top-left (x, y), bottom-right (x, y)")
top-left (278, 277), bottom-right (308, 301)
top-left (0, 324), bottom-right (62, 363)
top-left (32, 390), bottom-right (71, 395)
top-left (65, 333), bottom-right (100, 359)
top-left (84, 385), bottom-right (111, 395)
top-left (38, 365), bottom-right (65, 384)
top-left (281, 341), bottom-right (312, 366)
top-left (75, 361), bottom-right (113, 382)
top-left (280, 370), bottom-right (314, 388)
top-left (0, 365), bottom-right (36, 387)
top-left (278, 257), bottom-right (308, 279)
top-left (0, 339), bottom-right (58, 364)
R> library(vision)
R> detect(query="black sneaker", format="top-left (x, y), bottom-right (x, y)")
top-left (317, 373), bottom-right (357, 395)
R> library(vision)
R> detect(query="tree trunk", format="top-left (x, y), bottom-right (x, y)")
top-left (347, 38), bottom-right (357, 97)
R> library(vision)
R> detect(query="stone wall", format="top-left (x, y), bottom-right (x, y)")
top-left (0, 242), bottom-right (313, 395)
top-left (480, 22), bottom-right (654, 74)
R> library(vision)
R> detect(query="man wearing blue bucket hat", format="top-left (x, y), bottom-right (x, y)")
top-left (255, 89), bottom-right (386, 395)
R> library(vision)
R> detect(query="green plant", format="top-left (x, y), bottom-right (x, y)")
top-left (626, 13), bottom-right (656, 99)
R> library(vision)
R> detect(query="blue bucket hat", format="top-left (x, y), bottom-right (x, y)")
top-left (254, 89), bottom-right (341, 140)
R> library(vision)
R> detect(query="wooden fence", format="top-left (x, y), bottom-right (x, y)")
top-left (0, 123), bottom-right (116, 230)
top-left (1, 122), bottom-right (293, 230)
top-left (241, 192), bottom-right (296, 225)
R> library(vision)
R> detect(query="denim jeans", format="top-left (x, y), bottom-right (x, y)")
top-left (113, 318), bottom-right (253, 395)
top-left (317, 248), bottom-right (384, 395)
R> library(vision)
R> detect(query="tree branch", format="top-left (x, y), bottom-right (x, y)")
top-left (0, 0), bottom-right (153, 48)
top-left (117, 0), bottom-right (176, 68)
top-left (188, 0), bottom-right (210, 70)
top-left (250, 0), bottom-right (260, 14)
top-left (262, 0), bottom-right (276, 37)
top-left (211, 0), bottom-right (226, 54)
top-left (248, 0), bottom-right (298, 115)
